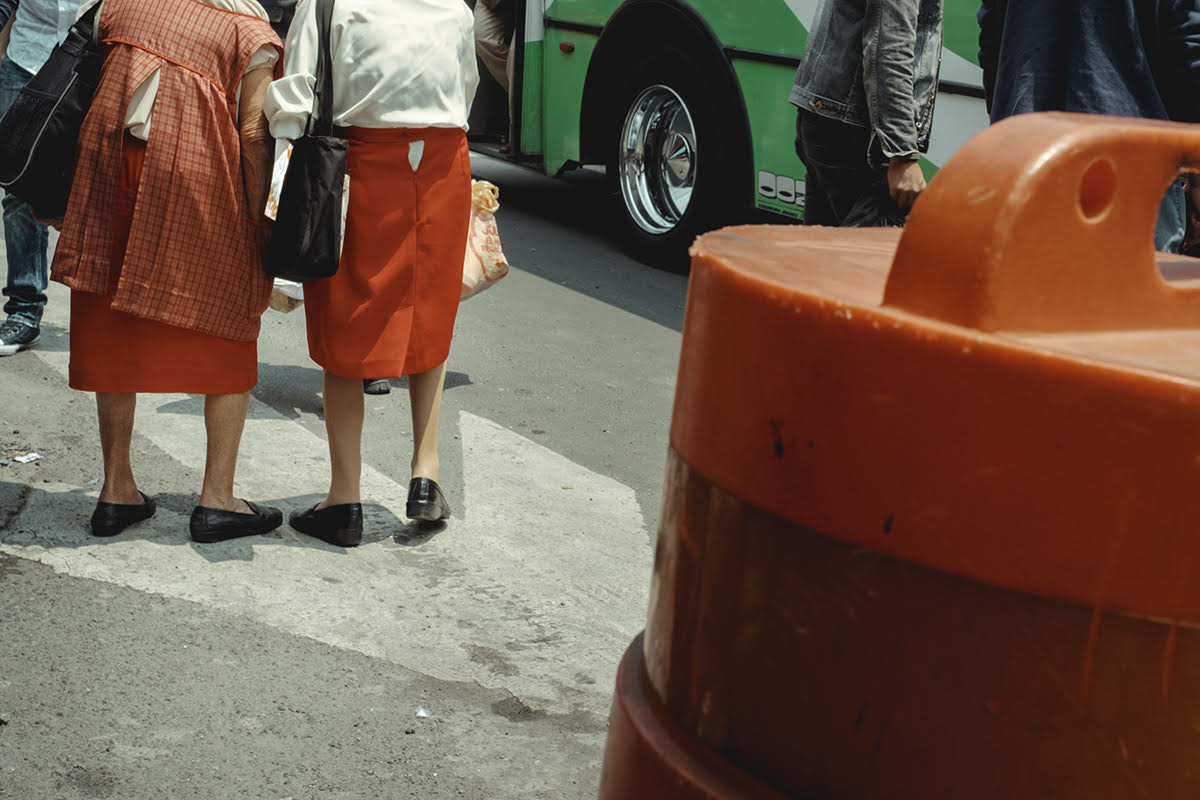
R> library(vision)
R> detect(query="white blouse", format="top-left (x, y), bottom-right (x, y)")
top-left (264, 0), bottom-right (479, 141)
top-left (78, 0), bottom-right (279, 141)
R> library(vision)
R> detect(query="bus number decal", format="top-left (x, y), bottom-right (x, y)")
top-left (758, 170), bottom-right (804, 207)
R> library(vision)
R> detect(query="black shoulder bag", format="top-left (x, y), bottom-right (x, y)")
top-left (265, 0), bottom-right (347, 283)
top-left (0, 0), bottom-right (105, 220)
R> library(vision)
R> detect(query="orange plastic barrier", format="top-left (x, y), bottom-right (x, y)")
top-left (599, 113), bottom-right (1200, 799)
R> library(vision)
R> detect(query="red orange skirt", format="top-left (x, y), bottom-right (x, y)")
top-left (68, 134), bottom-right (257, 394)
top-left (302, 126), bottom-right (471, 379)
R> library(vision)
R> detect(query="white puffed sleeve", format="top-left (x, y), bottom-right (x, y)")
top-left (263, 0), bottom-right (322, 141)
top-left (460, 6), bottom-right (480, 115)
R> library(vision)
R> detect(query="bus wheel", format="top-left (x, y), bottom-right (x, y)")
top-left (611, 56), bottom-right (745, 271)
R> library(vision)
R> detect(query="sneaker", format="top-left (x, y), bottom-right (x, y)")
top-left (0, 320), bottom-right (39, 356)
top-left (363, 378), bottom-right (391, 395)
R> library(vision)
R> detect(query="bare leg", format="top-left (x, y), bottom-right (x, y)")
top-left (322, 369), bottom-right (364, 506)
top-left (96, 392), bottom-right (141, 504)
top-left (199, 392), bottom-right (252, 513)
top-left (409, 360), bottom-right (446, 481)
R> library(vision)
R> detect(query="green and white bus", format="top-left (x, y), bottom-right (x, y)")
top-left (468, 0), bottom-right (989, 266)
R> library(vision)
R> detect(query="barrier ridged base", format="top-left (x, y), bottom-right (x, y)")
top-left (598, 634), bottom-right (789, 800)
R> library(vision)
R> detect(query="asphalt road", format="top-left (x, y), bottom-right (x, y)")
top-left (0, 154), bottom-right (689, 799)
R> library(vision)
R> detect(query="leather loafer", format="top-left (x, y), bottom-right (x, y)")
top-left (289, 502), bottom-right (363, 547)
top-left (190, 500), bottom-right (283, 543)
top-left (406, 478), bottom-right (450, 521)
top-left (90, 491), bottom-right (157, 537)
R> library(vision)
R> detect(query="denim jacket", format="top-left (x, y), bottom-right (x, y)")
top-left (789, 0), bottom-right (944, 164)
top-left (0, 0), bottom-right (17, 33)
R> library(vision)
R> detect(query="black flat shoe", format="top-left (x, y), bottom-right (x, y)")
top-left (190, 500), bottom-right (283, 543)
top-left (90, 491), bottom-right (156, 537)
top-left (363, 378), bottom-right (391, 395)
top-left (406, 478), bottom-right (450, 521)
top-left (289, 502), bottom-right (363, 547)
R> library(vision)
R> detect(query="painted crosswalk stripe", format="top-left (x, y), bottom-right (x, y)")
top-left (3, 284), bottom-right (653, 716)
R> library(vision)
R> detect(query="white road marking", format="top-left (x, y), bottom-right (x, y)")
top-left (4, 286), bottom-right (653, 714)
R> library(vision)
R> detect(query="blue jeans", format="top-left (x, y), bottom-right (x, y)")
top-left (0, 56), bottom-right (50, 329)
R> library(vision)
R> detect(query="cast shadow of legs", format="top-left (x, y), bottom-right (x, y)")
top-left (392, 519), bottom-right (446, 546)
top-left (252, 363), bottom-right (325, 420)
top-left (35, 323), bottom-right (70, 354)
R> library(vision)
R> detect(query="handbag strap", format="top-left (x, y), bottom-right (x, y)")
top-left (306, 0), bottom-right (336, 138)
top-left (72, 0), bottom-right (104, 43)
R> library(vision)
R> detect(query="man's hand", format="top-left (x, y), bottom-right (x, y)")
top-left (887, 157), bottom-right (927, 210)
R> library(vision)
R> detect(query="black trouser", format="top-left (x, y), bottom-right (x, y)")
top-left (794, 110), bottom-right (906, 227)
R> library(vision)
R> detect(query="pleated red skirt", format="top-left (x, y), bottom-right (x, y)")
top-left (302, 126), bottom-right (471, 379)
top-left (69, 134), bottom-right (257, 394)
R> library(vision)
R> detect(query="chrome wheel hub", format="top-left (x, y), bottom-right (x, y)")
top-left (618, 85), bottom-right (697, 236)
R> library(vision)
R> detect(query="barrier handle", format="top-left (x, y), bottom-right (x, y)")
top-left (883, 112), bottom-right (1200, 332)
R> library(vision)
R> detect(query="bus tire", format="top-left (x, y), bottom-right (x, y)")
top-left (608, 50), bottom-right (748, 272)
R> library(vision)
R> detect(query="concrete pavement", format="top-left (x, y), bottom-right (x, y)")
top-left (0, 155), bottom-right (689, 798)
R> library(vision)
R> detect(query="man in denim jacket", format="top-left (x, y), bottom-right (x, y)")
top-left (978, 0), bottom-right (1200, 253)
top-left (789, 0), bottom-right (943, 227)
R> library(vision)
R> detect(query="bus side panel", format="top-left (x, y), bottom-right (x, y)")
top-left (521, 41), bottom-right (545, 156)
top-left (520, 0), bottom-right (548, 156)
top-left (925, 93), bottom-right (990, 170)
top-left (687, 0), bottom-right (809, 55)
top-left (542, 29), bottom-right (598, 175)
top-left (731, 59), bottom-right (806, 221)
top-left (543, 0), bottom-right (620, 26)
top-left (943, 1), bottom-right (984, 69)
top-left (687, 0), bottom-right (810, 219)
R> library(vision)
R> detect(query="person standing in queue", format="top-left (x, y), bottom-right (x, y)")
top-left (788, 0), bottom-right (944, 226)
top-left (0, 0), bottom-right (78, 356)
top-left (252, 0), bottom-right (391, 398)
top-left (978, 0), bottom-right (1200, 253)
top-left (473, 0), bottom-right (514, 153)
top-left (264, 0), bottom-right (478, 546)
top-left (50, 0), bottom-right (285, 541)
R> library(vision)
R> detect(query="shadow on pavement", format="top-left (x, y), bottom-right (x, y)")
top-left (141, 365), bottom-right (472, 422)
top-left (394, 519), bottom-right (446, 547)
top-left (32, 322), bottom-right (69, 353)
top-left (469, 155), bottom-right (688, 332)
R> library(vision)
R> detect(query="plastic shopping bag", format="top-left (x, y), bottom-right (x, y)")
top-left (269, 277), bottom-right (304, 313)
top-left (264, 139), bottom-right (291, 222)
top-left (461, 180), bottom-right (510, 300)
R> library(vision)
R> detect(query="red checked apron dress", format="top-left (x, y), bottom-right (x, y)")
top-left (51, 0), bottom-right (280, 393)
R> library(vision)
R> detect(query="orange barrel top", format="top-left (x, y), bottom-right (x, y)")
top-left (625, 113), bottom-right (1200, 799)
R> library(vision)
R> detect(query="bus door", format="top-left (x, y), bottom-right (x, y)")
top-left (468, 0), bottom-right (547, 163)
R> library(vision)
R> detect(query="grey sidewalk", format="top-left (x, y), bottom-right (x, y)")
top-left (0, 157), bottom-right (684, 798)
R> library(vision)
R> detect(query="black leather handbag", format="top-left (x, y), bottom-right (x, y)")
top-left (0, 1), bottom-right (105, 220)
top-left (264, 0), bottom-right (347, 283)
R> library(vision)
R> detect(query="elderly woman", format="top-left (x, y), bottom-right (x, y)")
top-left (50, 0), bottom-right (284, 542)
top-left (264, 0), bottom-right (478, 547)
